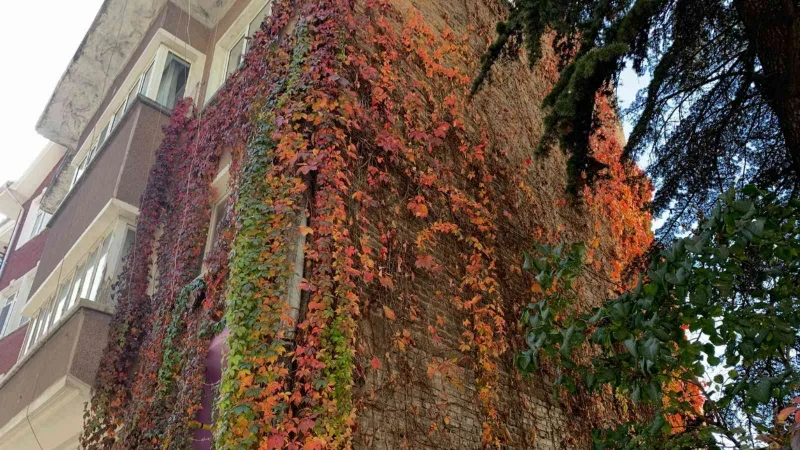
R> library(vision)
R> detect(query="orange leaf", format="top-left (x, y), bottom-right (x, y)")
top-left (303, 440), bottom-right (324, 450)
top-left (379, 274), bottom-right (394, 289)
top-left (778, 406), bottom-right (797, 424)
top-left (415, 254), bottom-right (436, 270)
top-left (371, 356), bottom-right (382, 370)
top-left (383, 305), bottom-right (396, 321)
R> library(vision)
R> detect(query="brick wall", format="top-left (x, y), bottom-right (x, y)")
top-left (346, 0), bottom-right (628, 448)
top-left (0, 323), bottom-right (28, 376)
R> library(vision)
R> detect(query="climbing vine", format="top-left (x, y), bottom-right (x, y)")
top-left (82, 0), bottom-right (656, 448)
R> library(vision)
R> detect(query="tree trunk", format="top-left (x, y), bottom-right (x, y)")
top-left (736, 0), bottom-right (800, 176)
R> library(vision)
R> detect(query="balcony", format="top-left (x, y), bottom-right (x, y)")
top-left (26, 96), bottom-right (171, 315)
top-left (0, 302), bottom-right (111, 450)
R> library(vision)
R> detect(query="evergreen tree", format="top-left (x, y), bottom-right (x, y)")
top-left (475, 0), bottom-right (800, 238)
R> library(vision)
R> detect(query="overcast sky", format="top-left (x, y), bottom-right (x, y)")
top-left (0, 1), bottom-right (105, 185)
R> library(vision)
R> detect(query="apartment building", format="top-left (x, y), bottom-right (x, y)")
top-left (0, 0), bottom-right (274, 448)
top-left (0, 143), bottom-right (66, 343)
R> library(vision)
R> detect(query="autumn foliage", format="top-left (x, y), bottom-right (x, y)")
top-left (80, 0), bottom-right (656, 449)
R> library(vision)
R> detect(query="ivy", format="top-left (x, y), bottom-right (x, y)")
top-left (80, 0), bottom-right (660, 448)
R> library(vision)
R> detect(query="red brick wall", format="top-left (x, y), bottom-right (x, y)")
top-left (0, 323), bottom-right (28, 375)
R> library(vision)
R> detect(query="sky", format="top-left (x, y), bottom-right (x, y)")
top-left (617, 66), bottom-right (649, 138)
top-left (0, 2), bottom-right (649, 186)
top-left (0, 1), bottom-right (105, 185)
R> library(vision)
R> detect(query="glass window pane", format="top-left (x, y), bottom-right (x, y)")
top-left (38, 299), bottom-right (54, 338)
top-left (73, 157), bottom-right (87, 187)
top-left (32, 211), bottom-right (44, 236)
top-left (68, 263), bottom-right (87, 310)
top-left (226, 35), bottom-right (246, 79)
top-left (24, 315), bottom-right (39, 354)
top-left (112, 103), bottom-right (124, 131)
top-left (52, 279), bottom-right (71, 323)
top-left (0, 303), bottom-right (11, 336)
top-left (89, 235), bottom-right (113, 301)
top-left (140, 63), bottom-right (154, 96)
top-left (117, 229), bottom-right (136, 276)
top-left (248, 3), bottom-right (272, 37)
top-left (156, 53), bottom-right (190, 109)
top-left (211, 196), bottom-right (228, 246)
top-left (97, 124), bottom-right (110, 148)
top-left (125, 86), bottom-right (138, 112)
top-left (32, 309), bottom-right (44, 344)
top-left (81, 248), bottom-right (101, 300)
top-left (88, 142), bottom-right (99, 163)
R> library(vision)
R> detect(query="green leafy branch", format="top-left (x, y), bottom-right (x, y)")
top-left (519, 185), bottom-right (800, 449)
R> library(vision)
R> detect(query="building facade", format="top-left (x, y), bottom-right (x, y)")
top-left (0, 143), bottom-right (66, 342)
top-left (0, 0), bottom-right (653, 449)
top-left (0, 1), bottom-right (277, 449)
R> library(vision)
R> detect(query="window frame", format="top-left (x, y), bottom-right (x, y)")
top-left (206, 1), bottom-right (273, 100)
top-left (203, 158), bottom-right (232, 260)
top-left (30, 209), bottom-right (50, 237)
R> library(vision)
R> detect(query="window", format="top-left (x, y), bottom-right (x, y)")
top-left (23, 314), bottom-right (39, 355)
top-left (96, 123), bottom-right (110, 149)
top-left (0, 292), bottom-right (16, 336)
top-left (52, 278), bottom-right (71, 324)
top-left (88, 235), bottom-right (112, 301)
top-left (72, 157), bottom-right (88, 187)
top-left (209, 194), bottom-right (229, 250)
top-left (221, 2), bottom-right (272, 83)
top-left (15, 195), bottom-right (51, 249)
top-left (111, 102), bottom-right (125, 130)
top-left (31, 209), bottom-right (50, 237)
top-left (226, 34), bottom-right (247, 79)
top-left (156, 53), bottom-right (190, 109)
top-left (81, 247), bottom-right (101, 301)
top-left (37, 297), bottom-right (54, 340)
top-left (140, 62), bottom-right (154, 96)
top-left (21, 231), bottom-right (125, 355)
top-left (67, 262), bottom-right (87, 311)
top-left (117, 228), bottom-right (136, 276)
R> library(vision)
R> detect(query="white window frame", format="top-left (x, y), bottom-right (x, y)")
top-left (205, 0), bottom-right (273, 101)
top-left (69, 29), bottom-right (206, 190)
